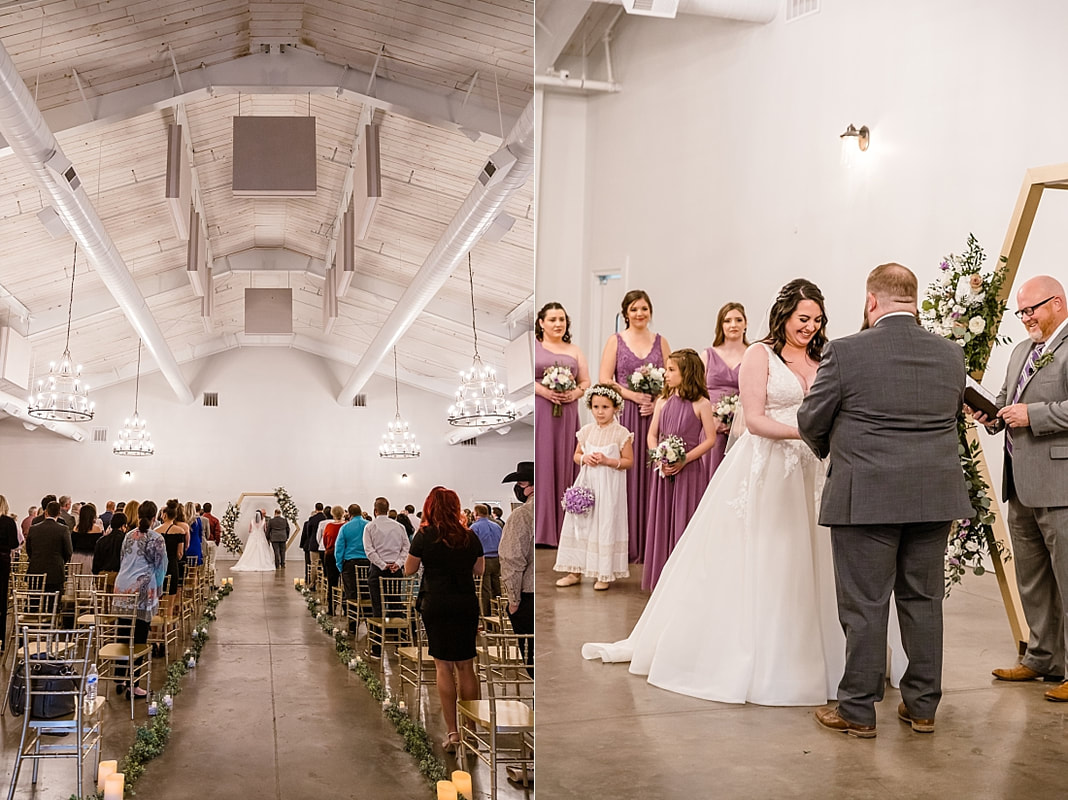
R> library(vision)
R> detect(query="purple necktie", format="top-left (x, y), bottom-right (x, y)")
top-left (1006, 342), bottom-right (1045, 456)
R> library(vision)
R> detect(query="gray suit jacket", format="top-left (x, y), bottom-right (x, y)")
top-left (995, 324), bottom-right (1068, 507)
top-left (266, 516), bottom-right (290, 542)
top-left (798, 314), bottom-right (973, 526)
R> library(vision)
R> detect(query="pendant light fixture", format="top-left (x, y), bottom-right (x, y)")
top-left (447, 253), bottom-right (516, 427)
top-left (379, 347), bottom-right (420, 459)
top-left (113, 339), bottom-right (154, 456)
top-left (28, 243), bottom-right (95, 422)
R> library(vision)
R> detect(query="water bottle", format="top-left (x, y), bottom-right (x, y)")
top-left (84, 663), bottom-right (98, 713)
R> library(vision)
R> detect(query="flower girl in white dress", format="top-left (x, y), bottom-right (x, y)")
top-left (553, 384), bottom-right (634, 591)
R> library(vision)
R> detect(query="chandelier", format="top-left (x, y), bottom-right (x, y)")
top-left (447, 253), bottom-right (516, 427)
top-left (28, 243), bottom-right (95, 422)
top-left (379, 347), bottom-right (420, 459)
top-left (113, 339), bottom-right (154, 456)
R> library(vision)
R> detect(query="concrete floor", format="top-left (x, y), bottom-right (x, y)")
top-left (1, 559), bottom-right (531, 799)
top-left (535, 548), bottom-right (1068, 800)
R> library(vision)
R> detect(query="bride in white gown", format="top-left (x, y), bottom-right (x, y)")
top-left (583, 280), bottom-right (904, 705)
top-left (230, 509), bottom-right (277, 572)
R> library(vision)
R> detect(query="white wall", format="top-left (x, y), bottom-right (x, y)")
top-left (0, 347), bottom-right (532, 520)
top-left (537, 0), bottom-right (1068, 499)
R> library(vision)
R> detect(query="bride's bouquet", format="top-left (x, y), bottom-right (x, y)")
top-left (541, 364), bottom-right (578, 417)
top-left (628, 363), bottom-right (665, 396)
top-left (714, 393), bottom-right (740, 428)
top-left (649, 435), bottom-right (687, 482)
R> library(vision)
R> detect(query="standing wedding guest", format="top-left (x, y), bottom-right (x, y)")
top-left (535, 302), bottom-right (591, 547)
top-left (58, 495), bottom-right (75, 528)
top-left (335, 503), bottom-right (368, 628)
top-left (471, 504), bottom-right (503, 612)
top-left (405, 487), bottom-right (484, 753)
top-left (70, 503), bottom-right (104, 574)
top-left (599, 290), bottom-right (672, 563)
top-left (322, 506), bottom-right (345, 614)
top-left (491, 507), bottom-right (505, 528)
top-left (0, 496), bottom-right (20, 647)
top-left (973, 276), bottom-right (1068, 701)
top-left (185, 501), bottom-right (204, 565)
top-left (25, 501), bottom-right (71, 594)
top-left (554, 385), bottom-right (634, 591)
top-left (155, 499), bottom-right (188, 595)
top-left (701, 303), bottom-right (748, 479)
top-left (500, 462), bottom-right (535, 675)
top-left (19, 506), bottom-right (37, 543)
top-left (93, 512), bottom-right (127, 589)
top-left (99, 500), bottom-right (116, 530)
top-left (363, 497), bottom-right (410, 624)
top-left (301, 503), bottom-right (327, 588)
top-left (123, 500), bottom-right (140, 534)
top-left (32, 495), bottom-right (56, 527)
top-left (642, 349), bottom-right (717, 591)
top-left (114, 500), bottom-right (166, 699)
top-left (201, 502), bottom-right (221, 545)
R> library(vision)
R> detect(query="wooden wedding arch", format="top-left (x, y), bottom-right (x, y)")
top-left (228, 492), bottom-right (302, 550)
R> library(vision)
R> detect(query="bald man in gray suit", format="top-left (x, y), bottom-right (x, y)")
top-left (798, 263), bottom-right (972, 738)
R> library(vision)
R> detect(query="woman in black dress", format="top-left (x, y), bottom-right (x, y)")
top-left (0, 495), bottom-right (20, 649)
top-left (405, 486), bottom-right (484, 752)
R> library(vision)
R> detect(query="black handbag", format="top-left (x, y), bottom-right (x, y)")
top-left (8, 660), bottom-right (78, 719)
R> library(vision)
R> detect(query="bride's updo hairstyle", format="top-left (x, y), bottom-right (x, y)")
top-left (620, 290), bottom-right (653, 329)
top-left (137, 500), bottom-right (158, 533)
top-left (535, 302), bottom-right (572, 343)
top-left (421, 487), bottom-right (472, 549)
top-left (762, 278), bottom-right (828, 362)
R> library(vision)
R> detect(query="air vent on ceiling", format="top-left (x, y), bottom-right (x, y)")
top-left (785, 0), bottom-right (819, 22)
top-left (91, 427), bottom-right (108, 443)
top-left (459, 438), bottom-right (478, 447)
top-left (203, 392), bottom-right (218, 407)
top-left (352, 394), bottom-right (367, 408)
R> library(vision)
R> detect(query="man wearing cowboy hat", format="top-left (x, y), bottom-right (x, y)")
top-left (500, 461), bottom-right (534, 669)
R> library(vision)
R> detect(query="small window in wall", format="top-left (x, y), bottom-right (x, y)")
top-left (352, 394), bottom-right (367, 408)
top-left (91, 427), bottom-right (108, 443)
top-left (203, 392), bottom-right (219, 407)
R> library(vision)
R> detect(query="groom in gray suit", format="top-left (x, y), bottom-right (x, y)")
top-left (798, 263), bottom-right (972, 737)
top-left (974, 276), bottom-right (1068, 701)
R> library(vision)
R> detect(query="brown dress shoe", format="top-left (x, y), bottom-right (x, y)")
top-left (1044, 682), bottom-right (1068, 702)
top-left (991, 664), bottom-right (1042, 681)
top-left (814, 706), bottom-right (876, 738)
top-left (897, 702), bottom-right (935, 732)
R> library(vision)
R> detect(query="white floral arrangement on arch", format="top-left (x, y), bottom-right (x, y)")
top-left (920, 234), bottom-right (1011, 594)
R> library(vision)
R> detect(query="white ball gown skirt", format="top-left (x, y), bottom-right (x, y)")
top-left (230, 521), bottom-right (277, 572)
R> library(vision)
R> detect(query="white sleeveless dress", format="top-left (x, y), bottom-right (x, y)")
top-left (583, 345), bottom-right (905, 705)
top-left (231, 516), bottom-right (276, 572)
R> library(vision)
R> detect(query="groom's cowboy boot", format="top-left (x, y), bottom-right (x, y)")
top-left (1045, 682), bottom-right (1068, 702)
top-left (814, 706), bottom-right (876, 738)
top-left (897, 702), bottom-right (935, 733)
top-left (992, 664), bottom-right (1065, 682)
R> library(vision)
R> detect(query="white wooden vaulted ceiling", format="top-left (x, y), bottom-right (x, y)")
top-left (0, 0), bottom-right (534, 428)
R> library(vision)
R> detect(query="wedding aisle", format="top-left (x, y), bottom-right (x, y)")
top-left (133, 563), bottom-right (429, 799)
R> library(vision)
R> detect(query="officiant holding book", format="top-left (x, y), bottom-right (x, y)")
top-left (972, 275), bottom-right (1068, 701)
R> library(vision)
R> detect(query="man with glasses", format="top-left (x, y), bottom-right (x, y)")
top-left (973, 275), bottom-right (1068, 701)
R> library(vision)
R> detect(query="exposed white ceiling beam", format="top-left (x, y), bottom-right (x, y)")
top-left (0, 48), bottom-right (516, 159)
top-left (0, 389), bottom-right (86, 441)
top-left (535, 0), bottom-right (595, 74)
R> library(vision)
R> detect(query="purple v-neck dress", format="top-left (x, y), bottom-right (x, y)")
top-left (535, 340), bottom-right (581, 547)
top-left (614, 332), bottom-right (663, 563)
top-left (705, 347), bottom-right (741, 480)
top-left (641, 395), bottom-right (710, 591)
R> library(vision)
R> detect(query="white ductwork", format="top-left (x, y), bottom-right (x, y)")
top-left (0, 40), bottom-right (194, 404)
top-left (335, 98), bottom-right (536, 405)
top-left (593, 0), bottom-right (778, 21)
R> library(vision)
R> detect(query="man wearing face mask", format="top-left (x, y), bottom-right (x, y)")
top-left (499, 462), bottom-right (534, 665)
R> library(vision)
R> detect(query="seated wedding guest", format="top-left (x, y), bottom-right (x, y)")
top-left (93, 512), bottom-right (128, 589)
top-left (363, 497), bottom-right (410, 622)
top-left (535, 301), bottom-right (591, 548)
top-left (0, 495), bottom-right (20, 646)
top-left (471, 504), bottom-right (503, 613)
top-left (115, 500), bottom-right (166, 698)
top-left (322, 506), bottom-right (345, 614)
top-left (26, 500), bottom-right (72, 594)
top-left (70, 502), bottom-right (104, 574)
top-left (20, 505), bottom-right (37, 542)
top-left (701, 302), bottom-right (748, 479)
top-left (334, 503), bottom-right (367, 632)
top-left (155, 499), bottom-right (188, 595)
top-left (405, 487), bottom-right (484, 753)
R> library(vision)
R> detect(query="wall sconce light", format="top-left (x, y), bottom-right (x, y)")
top-left (401, 473), bottom-right (409, 481)
top-left (840, 124), bottom-right (870, 168)
top-left (122, 470), bottom-right (133, 481)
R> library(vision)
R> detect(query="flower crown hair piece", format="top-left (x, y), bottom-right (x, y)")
top-left (584, 384), bottom-right (624, 409)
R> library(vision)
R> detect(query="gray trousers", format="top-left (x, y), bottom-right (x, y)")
top-left (271, 539), bottom-right (286, 567)
top-left (1007, 498), bottom-right (1068, 677)
top-left (830, 521), bottom-right (950, 725)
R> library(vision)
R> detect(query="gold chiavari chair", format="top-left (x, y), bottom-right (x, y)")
top-left (94, 593), bottom-right (152, 720)
top-left (365, 575), bottom-right (417, 665)
top-left (1, 591), bottom-right (62, 716)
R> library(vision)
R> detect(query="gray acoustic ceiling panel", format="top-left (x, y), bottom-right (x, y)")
top-left (244, 288), bottom-right (293, 334)
top-left (232, 116), bottom-right (317, 196)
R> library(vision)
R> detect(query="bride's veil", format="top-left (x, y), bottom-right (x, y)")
top-left (254, 510), bottom-right (263, 525)
top-left (724, 401), bottom-right (747, 454)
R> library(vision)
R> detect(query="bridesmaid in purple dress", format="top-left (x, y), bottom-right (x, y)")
top-left (535, 302), bottom-right (591, 547)
top-left (599, 290), bottom-right (671, 564)
top-left (642, 349), bottom-right (717, 591)
top-left (700, 302), bottom-right (749, 480)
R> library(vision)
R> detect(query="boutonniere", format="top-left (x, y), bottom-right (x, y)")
top-left (1034, 351), bottom-right (1056, 370)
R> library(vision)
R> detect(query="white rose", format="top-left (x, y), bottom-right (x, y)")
top-left (968, 316), bottom-right (986, 335)
top-left (965, 540), bottom-right (980, 552)
top-left (958, 339), bottom-right (966, 347)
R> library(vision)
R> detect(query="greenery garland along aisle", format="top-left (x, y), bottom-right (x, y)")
top-left (69, 583), bottom-right (235, 800)
top-left (296, 584), bottom-right (468, 797)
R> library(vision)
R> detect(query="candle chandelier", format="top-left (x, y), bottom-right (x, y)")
top-left (113, 339), bottom-right (154, 456)
top-left (28, 243), bottom-right (95, 422)
top-left (379, 347), bottom-right (420, 459)
top-left (447, 253), bottom-right (516, 427)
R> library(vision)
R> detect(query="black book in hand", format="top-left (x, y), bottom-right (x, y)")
top-left (964, 377), bottom-right (1000, 420)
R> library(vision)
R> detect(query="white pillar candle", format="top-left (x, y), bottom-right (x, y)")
top-left (436, 781), bottom-right (457, 800)
top-left (103, 772), bottom-right (124, 800)
top-left (97, 760), bottom-right (117, 792)
top-left (451, 771), bottom-right (472, 798)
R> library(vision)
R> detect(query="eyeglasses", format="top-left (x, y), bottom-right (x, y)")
top-left (1015, 296), bottom-right (1055, 319)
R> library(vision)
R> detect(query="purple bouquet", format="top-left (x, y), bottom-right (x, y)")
top-left (561, 485), bottom-right (595, 515)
